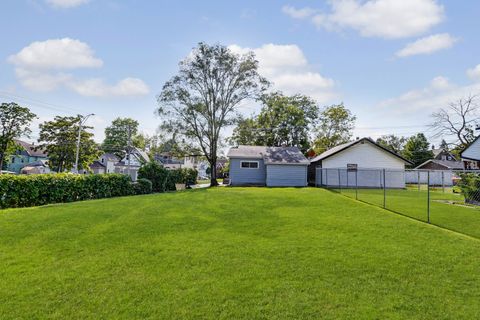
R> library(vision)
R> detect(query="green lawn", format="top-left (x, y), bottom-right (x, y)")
top-left (1, 188), bottom-right (480, 319)
top-left (336, 187), bottom-right (480, 239)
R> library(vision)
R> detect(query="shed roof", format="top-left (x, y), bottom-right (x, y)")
top-left (416, 159), bottom-right (465, 170)
top-left (310, 138), bottom-right (413, 165)
top-left (227, 145), bottom-right (309, 165)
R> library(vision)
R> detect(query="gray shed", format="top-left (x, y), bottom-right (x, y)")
top-left (227, 146), bottom-right (309, 187)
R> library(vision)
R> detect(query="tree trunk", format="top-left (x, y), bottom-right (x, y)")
top-left (0, 152), bottom-right (4, 172)
top-left (210, 159), bottom-right (219, 187)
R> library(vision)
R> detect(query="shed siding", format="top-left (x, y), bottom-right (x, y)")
top-left (266, 165), bottom-right (307, 187)
top-left (321, 142), bottom-right (405, 169)
top-left (462, 138), bottom-right (480, 161)
top-left (229, 158), bottom-right (266, 186)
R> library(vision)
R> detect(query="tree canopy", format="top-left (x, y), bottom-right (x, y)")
top-left (376, 134), bottom-right (407, 154)
top-left (0, 102), bottom-right (36, 170)
top-left (403, 133), bottom-right (433, 167)
top-left (313, 103), bottom-right (356, 154)
top-left (102, 117), bottom-right (140, 159)
top-left (229, 92), bottom-right (318, 153)
top-left (37, 115), bottom-right (100, 172)
top-left (157, 42), bottom-right (268, 186)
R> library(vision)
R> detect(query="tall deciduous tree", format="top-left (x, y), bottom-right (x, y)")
top-left (430, 95), bottom-right (479, 148)
top-left (37, 115), bottom-right (99, 172)
top-left (376, 134), bottom-right (407, 154)
top-left (229, 92), bottom-right (318, 153)
top-left (403, 133), bottom-right (433, 167)
top-left (0, 102), bottom-right (36, 170)
top-left (314, 103), bottom-right (356, 154)
top-left (157, 42), bottom-right (268, 186)
top-left (102, 117), bottom-right (140, 159)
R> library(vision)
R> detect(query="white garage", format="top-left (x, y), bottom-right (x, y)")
top-left (308, 138), bottom-right (412, 188)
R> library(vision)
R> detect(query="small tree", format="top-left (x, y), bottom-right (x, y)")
top-left (430, 95), bottom-right (479, 148)
top-left (314, 103), bottom-right (356, 154)
top-left (102, 117), bottom-right (140, 159)
top-left (37, 115), bottom-right (99, 172)
top-left (157, 42), bottom-right (268, 186)
top-left (0, 102), bottom-right (36, 169)
top-left (403, 133), bottom-right (433, 167)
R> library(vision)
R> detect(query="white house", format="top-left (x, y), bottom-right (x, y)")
top-left (183, 155), bottom-right (209, 179)
top-left (461, 136), bottom-right (480, 169)
top-left (114, 147), bottom-right (150, 181)
top-left (309, 138), bottom-right (412, 188)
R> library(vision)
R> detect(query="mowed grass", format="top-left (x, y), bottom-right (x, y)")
top-left (1, 188), bottom-right (480, 319)
top-left (338, 187), bottom-right (480, 239)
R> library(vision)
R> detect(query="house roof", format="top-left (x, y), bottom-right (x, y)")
top-left (460, 135), bottom-right (480, 161)
top-left (14, 139), bottom-right (47, 158)
top-left (227, 145), bottom-right (309, 165)
top-left (102, 153), bottom-right (119, 162)
top-left (133, 147), bottom-right (149, 163)
top-left (310, 138), bottom-right (413, 165)
top-left (89, 161), bottom-right (106, 169)
top-left (416, 159), bottom-right (465, 170)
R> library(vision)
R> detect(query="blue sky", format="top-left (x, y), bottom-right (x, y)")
top-left (1, 0), bottom-right (480, 148)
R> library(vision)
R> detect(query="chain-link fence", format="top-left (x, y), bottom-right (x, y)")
top-left (316, 168), bottom-right (480, 239)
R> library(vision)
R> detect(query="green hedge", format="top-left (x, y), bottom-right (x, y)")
top-left (457, 173), bottom-right (480, 204)
top-left (132, 178), bottom-right (153, 195)
top-left (0, 173), bottom-right (139, 209)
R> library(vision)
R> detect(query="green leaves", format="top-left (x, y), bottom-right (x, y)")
top-left (0, 173), bottom-right (135, 209)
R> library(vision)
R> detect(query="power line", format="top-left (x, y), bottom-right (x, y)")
top-left (0, 91), bottom-right (87, 114)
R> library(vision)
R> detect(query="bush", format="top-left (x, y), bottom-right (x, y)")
top-left (0, 173), bottom-right (134, 209)
top-left (137, 162), bottom-right (171, 192)
top-left (138, 163), bottom-right (199, 192)
top-left (457, 173), bottom-right (480, 204)
top-left (132, 178), bottom-right (153, 195)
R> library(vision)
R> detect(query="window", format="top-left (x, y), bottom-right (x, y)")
top-left (240, 161), bottom-right (259, 169)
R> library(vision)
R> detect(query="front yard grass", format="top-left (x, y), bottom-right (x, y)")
top-left (1, 188), bottom-right (480, 319)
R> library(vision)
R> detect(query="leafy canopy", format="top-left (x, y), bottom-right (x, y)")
top-left (157, 42), bottom-right (268, 186)
top-left (37, 115), bottom-right (100, 172)
top-left (0, 102), bottom-right (36, 169)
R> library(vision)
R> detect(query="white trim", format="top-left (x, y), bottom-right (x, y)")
top-left (240, 160), bottom-right (259, 169)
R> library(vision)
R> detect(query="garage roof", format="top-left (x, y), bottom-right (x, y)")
top-left (227, 145), bottom-right (309, 165)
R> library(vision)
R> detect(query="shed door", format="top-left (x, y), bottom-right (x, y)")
top-left (266, 165), bottom-right (307, 187)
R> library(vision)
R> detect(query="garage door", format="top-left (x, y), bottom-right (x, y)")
top-left (266, 165), bottom-right (307, 187)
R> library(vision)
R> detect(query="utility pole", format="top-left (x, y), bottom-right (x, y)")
top-left (74, 113), bottom-right (94, 173)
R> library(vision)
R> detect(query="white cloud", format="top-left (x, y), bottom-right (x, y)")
top-left (8, 38), bottom-right (102, 70)
top-left (467, 64), bottom-right (480, 81)
top-left (229, 44), bottom-right (336, 103)
top-left (284, 0), bottom-right (444, 39)
top-left (45, 0), bottom-right (90, 8)
top-left (8, 38), bottom-right (149, 97)
top-left (282, 5), bottom-right (316, 19)
top-left (380, 67), bottom-right (480, 114)
top-left (69, 78), bottom-right (150, 97)
top-left (396, 33), bottom-right (457, 57)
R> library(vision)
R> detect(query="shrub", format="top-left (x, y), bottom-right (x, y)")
top-left (168, 168), bottom-right (198, 187)
top-left (0, 173), bottom-right (134, 209)
top-left (457, 173), bottom-right (480, 204)
top-left (133, 178), bottom-right (153, 195)
top-left (137, 162), bottom-right (171, 193)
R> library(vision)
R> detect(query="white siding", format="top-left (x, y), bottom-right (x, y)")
top-left (266, 165), bottom-right (307, 187)
top-left (462, 138), bottom-right (480, 161)
top-left (316, 168), bottom-right (405, 188)
top-left (321, 141), bottom-right (406, 169)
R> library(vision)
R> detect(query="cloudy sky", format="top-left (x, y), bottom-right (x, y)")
top-left (1, 0), bottom-right (479, 146)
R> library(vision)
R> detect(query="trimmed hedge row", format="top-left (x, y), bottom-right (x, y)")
top-left (0, 173), bottom-right (145, 209)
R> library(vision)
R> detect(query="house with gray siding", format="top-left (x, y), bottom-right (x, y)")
top-left (227, 146), bottom-right (309, 187)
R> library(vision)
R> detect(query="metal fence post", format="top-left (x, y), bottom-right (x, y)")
top-left (325, 168), bottom-right (328, 187)
top-left (338, 168), bottom-right (341, 193)
top-left (383, 168), bottom-right (386, 209)
top-left (427, 171), bottom-right (430, 223)
top-left (417, 171), bottom-right (420, 191)
top-left (442, 171), bottom-right (445, 193)
top-left (355, 169), bottom-right (358, 200)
